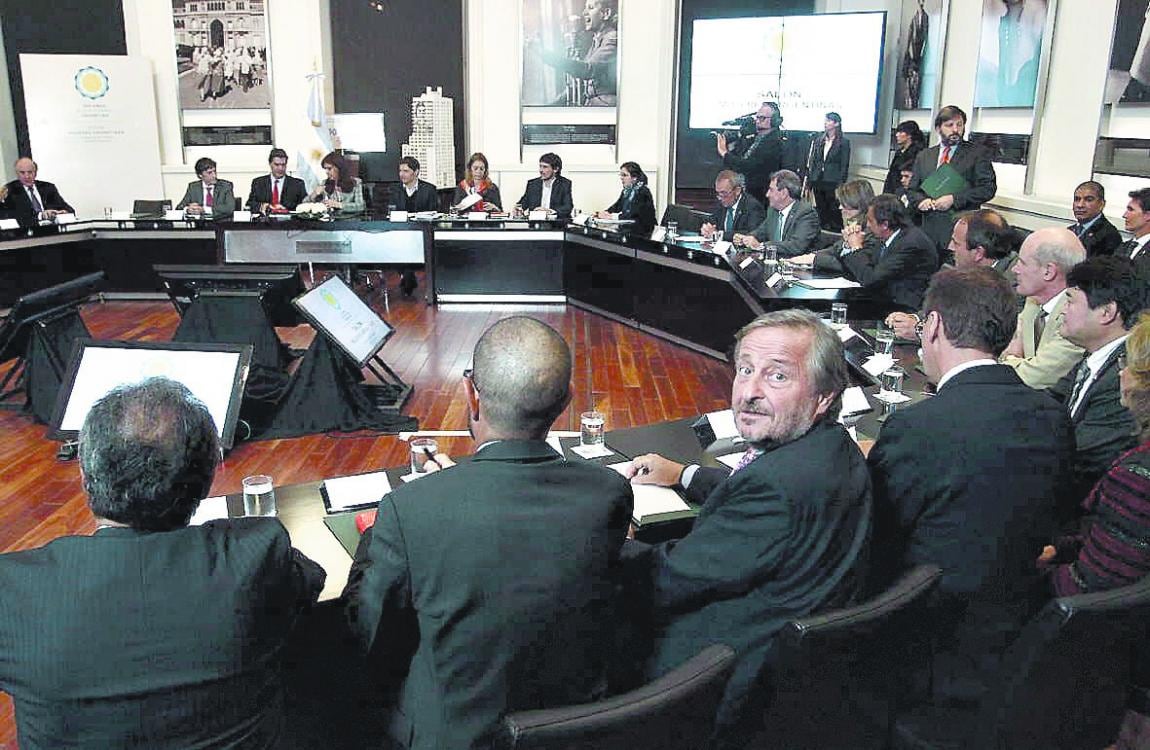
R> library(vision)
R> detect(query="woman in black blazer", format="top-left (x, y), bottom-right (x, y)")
top-left (806, 112), bottom-right (851, 232)
top-left (883, 120), bottom-right (926, 195)
top-left (597, 161), bottom-right (656, 234)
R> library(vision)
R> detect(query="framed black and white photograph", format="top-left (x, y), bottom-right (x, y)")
top-left (172, 0), bottom-right (271, 110)
top-left (521, 0), bottom-right (619, 108)
top-left (1106, 0), bottom-right (1150, 103)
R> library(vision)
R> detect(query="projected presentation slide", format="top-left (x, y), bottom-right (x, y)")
top-left (689, 12), bottom-right (886, 133)
top-left (294, 276), bottom-right (394, 367)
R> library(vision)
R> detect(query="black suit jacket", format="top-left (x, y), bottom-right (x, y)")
top-left (723, 129), bottom-right (783, 194)
top-left (246, 173), bottom-right (307, 211)
top-left (1049, 344), bottom-right (1140, 505)
top-left (869, 364), bottom-right (1075, 700)
top-left (517, 175), bottom-right (574, 220)
top-left (0, 518), bottom-right (324, 749)
top-left (607, 184), bottom-right (657, 234)
top-left (838, 225), bottom-right (939, 313)
top-left (622, 421), bottom-right (871, 744)
top-left (390, 180), bottom-right (439, 213)
top-left (807, 135), bottom-right (851, 186)
top-left (1070, 215), bottom-right (1123, 257)
top-left (1117, 239), bottom-right (1150, 277)
top-left (748, 199), bottom-right (821, 257)
top-left (708, 193), bottom-right (766, 242)
top-left (906, 141), bottom-right (997, 251)
top-left (1, 180), bottom-right (74, 227)
top-left (344, 440), bottom-right (633, 750)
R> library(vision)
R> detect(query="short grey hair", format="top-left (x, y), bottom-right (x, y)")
top-left (1026, 227), bottom-right (1086, 277)
top-left (732, 309), bottom-right (848, 422)
top-left (770, 169), bottom-right (802, 200)
top-left (715, 169), bottom-right (745, 189)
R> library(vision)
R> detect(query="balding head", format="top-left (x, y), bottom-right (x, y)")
top-left (14, 157), bottom-right (37, 187)
top-left (1023, 227), bottom-right (1086, 277)
top-left (1013, 227), bottom-right (1086, 300)
top-left (470, 317), bottom-right (572, 439)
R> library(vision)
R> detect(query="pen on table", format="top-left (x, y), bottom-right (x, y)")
top-left (424, 447), bottom-right (442, 469)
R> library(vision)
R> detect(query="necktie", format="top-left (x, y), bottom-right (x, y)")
top-left (26, 186), bottom-right (42, 216)
top-left (1067, 359), bottom-right (1090, 417)
top-left (205, 186), bottom-right (214, 207)
top-left (1075, 223), bottom-right (1087, 238)
top-left (725, 207), bottom-right (734, 234)
top-left (940, 146), bottom-right (952, 165)
top-left (1033, 308), bottom-right (1047, 351)
top-left (271, 178), bottom-right (280, 205)
top-left (776, 210), bottom-right (785, 240)
top-left (730, 447), bottom-right (760, 474)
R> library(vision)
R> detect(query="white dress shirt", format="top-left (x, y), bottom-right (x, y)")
top-left (1069, 335), bottom-right (1128, 418)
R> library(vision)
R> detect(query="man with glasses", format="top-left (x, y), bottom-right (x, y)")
top-left (716, 101), bottom-right (784, 204)
top-left (1049, 256), bottom-right (1149, 506)
top-left (344, 316), bottom-right (633, 750)
top-left (700, 169), bottom-right (765, 242)
top-left (869, 266), bottom-right (1075, 703)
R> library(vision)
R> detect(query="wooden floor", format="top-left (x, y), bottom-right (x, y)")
top-left (0, 274), bottom-right (734, 747)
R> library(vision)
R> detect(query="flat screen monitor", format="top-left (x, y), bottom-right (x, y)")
top-left (293, 275), bottom-right (394, 368)
top-left (49, 340), bottom-right (252, 449)
top-left (153, 263), bottom-right (304, 327)
top-left (688, 11), bottom-right (887, 134)
top-left (0, 272), bottom-right (105, 364)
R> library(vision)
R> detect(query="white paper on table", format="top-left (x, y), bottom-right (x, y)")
top-left (570, 442), bottom-right (614, 459)
top-left (836, 326), bottom-right (859, 342)
top-left (466, 211), bottom-right (488, 221)
top-left (798, 277), bottom-right (862, 289)
top-left (875, 391), bottom-right (913, 404)
top-left (739, 256), bottom-right (756, 269)
top-left (716, 452), bottom-right (746, 470)
top-left (163, 209), bottom-right (184, 221)
top-left (650, 226), bottom-right (667, 242)
top-left (412, 211), bottom-right (439, 220)
top-left (400, 472), bottom-right (429, 483)
top-left (231, 210), bottom-right (252, 222)
top-left (863, 354), bottom-right (896, 378)
top-left (706, 409), bottom-right (739, 440)
top-left (189, 495), bottom-right (229, 526)
top-left (711, 240), bottom-right (733, 255)
top-left (606, 462), bottom-right (692, 521)
top-left (54, 213), bottom-right (76, 224)
top-left (570, 213), bottom-right (589, 226)
top-left (546, 435), bottom-right (565, 456)
top-left (389, 210), bottom-right (409, 222)
top-left (839, 386), bottom-right (871, 417)
top-left (528, 209), bottom-right (551, 221)
top-left (676, 235), bottom-right (707, 243)
top-left (322, 471), bottom-right (392, 512)
top-left (455, 192), bottom-right (482, 210)
top-left (0, 218), bottom-right (18, 230)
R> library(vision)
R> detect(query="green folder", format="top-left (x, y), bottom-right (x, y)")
top-left (920, 163), bottom-right (969, 199)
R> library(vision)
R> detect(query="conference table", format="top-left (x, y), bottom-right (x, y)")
top-left (213, 329), bottom-right (927, 603)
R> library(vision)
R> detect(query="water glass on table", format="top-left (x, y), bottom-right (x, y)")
top-left (831, 302), bottom-right (849, 327)
top-left (666, 221), bottom-right (678, 243)
top-left (874, 323), bottom-right (896, 356)
top-left (409, 437), bottom-right (440, 475)
top-left (242, 475), bottom-right (277, 517)
top-left (761, 245), bottom-right (778, 277)
top-left (878, 365), bottom-right (906, 401)
top-left (580, 411), bottom-right (605, 446)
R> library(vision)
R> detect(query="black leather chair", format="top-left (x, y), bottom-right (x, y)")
top-left (492, 643), bottom-right (735, 750)
top-left (892, 575), bottom-right (1150, 750)
top-left (659, 204), bottom-right (710, 234)
top-left (756, 564), bottom-right (943, 749)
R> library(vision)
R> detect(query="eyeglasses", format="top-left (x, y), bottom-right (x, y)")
top-left (463, 367), bottom-right (480, 392)
top-left (914, 317), bottom-right (926, 341)
top-left (715, 189), bottom-right (735, 198)
top-left (753, 114), bottom-right (770, 121)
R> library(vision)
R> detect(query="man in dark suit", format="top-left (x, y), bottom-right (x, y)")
top-left (1, 156), bottom-right (74, 227)
top-left (1069, 180), bottom-right (1122, 257)
top-left (0, 377), bottom-right (325, 749)
top-left (699, 169), bottom-right (766, 242)
top-left (717, 101), bottom-right (785, 204)
top-left (1049, 256), bottom-right (1148, 506)
top-left (176, 156), bottom-right (235, 219)
top-left (622, 309), bottom-right (871, 748)
top-left (390, 156), bottom-right (440, 297)
top-left (344, 316), bottom-right (633, 750)
top-left (735, 169), bottom-right (821, 257)
top-left (838, 193), bottom-right (937, 313)
top-left (246, 147), bottom-right (306, 213)
top-left (516, 152), bottom-right (573, 220)
top-left (906, 105), bottom-right (998, 252)
top-left (869, 267), bottom-right (1075, 703)
top-left (1118, 186), bottom-right (1150, 275)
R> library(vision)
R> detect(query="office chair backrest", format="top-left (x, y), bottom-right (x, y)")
top-left (972, 575), bottom-right (1150, 749)
top-left (132, 199), bottom-right (171, 217)
top-left (659, 204), bottom-right (708, 234)
top-left (764, 564), bottom-right (944, 749)
top-left (493, 643), bottom-right (735, 750)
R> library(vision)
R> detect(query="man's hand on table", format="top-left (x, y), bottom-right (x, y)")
top-left (422, 453), bottom-right (456, 473)
top-left (885, 312), bottom-right (919, 341)
top-left (626, 453), bottom-right (684, 487)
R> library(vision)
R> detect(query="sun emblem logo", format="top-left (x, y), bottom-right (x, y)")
top-left (74, 67), bottom-right (110, 100)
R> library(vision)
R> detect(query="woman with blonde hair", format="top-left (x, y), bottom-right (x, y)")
top-left (452, 152), bottom-right (502, 212)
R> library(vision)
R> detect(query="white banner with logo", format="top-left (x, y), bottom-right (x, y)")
top-left (20, 54), bottom-right (163, 219)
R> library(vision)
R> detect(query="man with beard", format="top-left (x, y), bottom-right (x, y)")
top-left (622, 309), bottom-right (872, 749)
top-left (868, 267), bottom-right (1075, 702)
top-left (906, 105), bottom-right (998, 253)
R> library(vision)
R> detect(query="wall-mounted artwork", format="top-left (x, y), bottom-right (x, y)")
top-left (172, 0), bottom-right (271, 110)
top-left (1105, 0), bottom-right (1150, 103)
top-left (895, 0), bottom-right (945, 110)
top-left (974, 0), bottom-right (1048, 108)
top-left (521, 0), bottom-right (618, 107)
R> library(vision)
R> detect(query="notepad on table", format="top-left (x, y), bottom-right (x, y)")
top-left (607, 462), bottom-right (696, 525)
top-left (321, 471), bottom-right (392, 513)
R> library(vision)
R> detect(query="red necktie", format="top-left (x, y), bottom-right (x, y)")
top-left (205, 186), bottom-right (214, 207)
top-left (271, 179), bottom-right (280, 205)
top-left (940, 146), bottom-right (952, 165)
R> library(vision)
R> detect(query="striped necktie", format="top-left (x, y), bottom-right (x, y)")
top-left (730, 447), bottom-right (759, 474)
top-left (1067, 359), bottom-right (1090, 417)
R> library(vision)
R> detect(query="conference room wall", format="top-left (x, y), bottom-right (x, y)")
top-left (121, 0), bottom-right (335, 205)
top-left (0, 18), bottom-right (19, 173)
top-left (463, 0), bottom-right (676, 216)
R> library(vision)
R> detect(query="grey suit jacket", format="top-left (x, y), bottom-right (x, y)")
top-left (748, 199), bottom-right (821, 257)
top-left (1000, 294), bottom-right (1084, 390)
top-left (176, 179), bottom-right (236, 217)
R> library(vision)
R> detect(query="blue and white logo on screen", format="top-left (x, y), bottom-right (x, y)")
top-left (74, 67), bottom-right (110, 100)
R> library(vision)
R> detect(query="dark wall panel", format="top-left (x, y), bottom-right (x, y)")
top-left (330, 0), bottom-right (465, 186)
top-left (1, 0), bottom-right (127, 157)
top-left (675, 0), bottom-right (813, 193)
